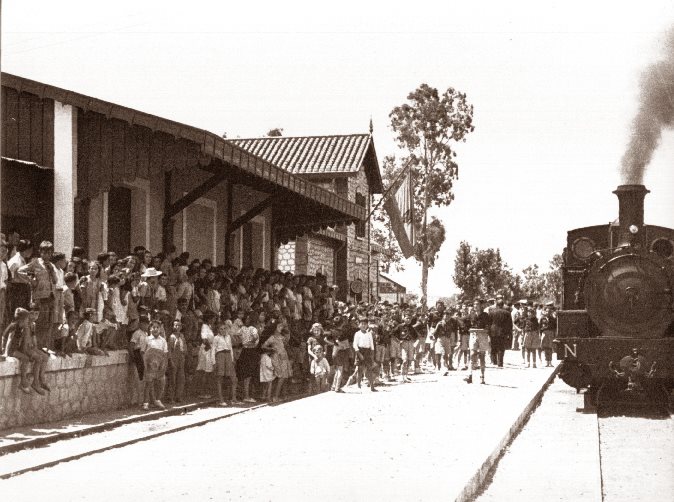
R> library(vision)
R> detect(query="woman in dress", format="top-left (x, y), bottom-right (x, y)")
top-left (236, 313), bottom-right (260, 402)
top-left (261, 321), bottom-right (292, 402)
top-left (522, 307), bottom-right (540, 368)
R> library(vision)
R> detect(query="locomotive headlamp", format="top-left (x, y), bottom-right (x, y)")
top-left (629, 225), bottom-right (639, 234)
top-left (572, 237), bottom-right (596, 260)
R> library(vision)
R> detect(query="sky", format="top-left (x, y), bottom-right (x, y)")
top-left (4, 0), bottom-right (674, 300)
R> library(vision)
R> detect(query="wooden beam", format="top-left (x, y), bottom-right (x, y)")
top-left (163, 171), bottom-right (225, 222)
top-left (227, 195), bottom-right (276, 236)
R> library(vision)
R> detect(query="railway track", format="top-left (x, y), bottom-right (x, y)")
top-left (474, 378), bottom-right (673, 501)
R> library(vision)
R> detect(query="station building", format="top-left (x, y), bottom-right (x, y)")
top-left (378, 273), bottom-right (407, 304)
top-left (231, 134), bottom-right (383, 302)
top-left (0, 73), bottom-right (367, 273)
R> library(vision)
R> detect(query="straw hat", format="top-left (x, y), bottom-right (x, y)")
top-left (141, 267), bottom-right (162, 278)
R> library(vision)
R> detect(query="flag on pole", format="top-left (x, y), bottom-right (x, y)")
top-left (383, 165), bottom-right (415, 258)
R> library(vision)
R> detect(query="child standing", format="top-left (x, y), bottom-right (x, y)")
top-left (259, 349), bottom-right (275, 401)
top-left (310, 346), bottom-right (330, 394)
top-left (142, 319), bottom-right (168, 410)
top-left (195, 311), bottom-right (216, 398)
top-left (168, 319), bottom-right (186, 403)
top-left (129, 316), bottom-right (149, 381)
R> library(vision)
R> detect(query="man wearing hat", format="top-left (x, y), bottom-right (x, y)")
top-left (539, 302), bottom-right (557, 367)
top-left (489, 295), bottom-right (512, 368)
top-left (138, 267), bottom-right (163, 311)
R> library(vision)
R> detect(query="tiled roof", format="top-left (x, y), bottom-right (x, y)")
top-left (231, 134), bottom-right (372, 175)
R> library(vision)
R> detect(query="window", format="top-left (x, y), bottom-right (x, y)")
top-left (355, 192), bottom-right (366, 238)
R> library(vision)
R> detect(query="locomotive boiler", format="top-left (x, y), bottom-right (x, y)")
top-left (555, 184), bottom-right (674, 410)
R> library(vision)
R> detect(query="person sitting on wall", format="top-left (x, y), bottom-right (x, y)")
top-left (75, 308), bottom-right (106, 356)
top-left (1, 307), bottom-right (50, 395)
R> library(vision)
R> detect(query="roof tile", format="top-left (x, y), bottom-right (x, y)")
top-left (230, 134), bottom-right (372, 175)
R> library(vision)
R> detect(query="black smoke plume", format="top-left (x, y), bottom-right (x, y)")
top-left (620, 28), bottom-right (674, 184)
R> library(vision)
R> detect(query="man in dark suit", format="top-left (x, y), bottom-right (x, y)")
top-left (489, 295), bottom-right (512, 368)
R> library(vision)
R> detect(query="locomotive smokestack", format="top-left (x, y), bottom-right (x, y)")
top-left (613, 184), bottom-right (650, 247)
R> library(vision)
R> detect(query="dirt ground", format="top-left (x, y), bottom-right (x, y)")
top-left (0, 358), bottom-right (555, 502)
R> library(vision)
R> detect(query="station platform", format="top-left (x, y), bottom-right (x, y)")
top-left (0, 351), bottom-right (558, 501)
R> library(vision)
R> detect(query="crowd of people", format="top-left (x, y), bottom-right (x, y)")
top-left (0, 228), bottom-right (558, 412)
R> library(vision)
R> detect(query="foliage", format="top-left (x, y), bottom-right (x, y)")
top-left (389, 84), bottom-right (475, 308)
top-left (452, 241), bottom-right (510, 301)
top-left (542, 254), bottom-right (563, 304)
top-left (266, 128), bottom-right (284, 137)
top-left (415, 217), bottom-right (445, 267)
top-left (452, 242), bottom-right (563, 305)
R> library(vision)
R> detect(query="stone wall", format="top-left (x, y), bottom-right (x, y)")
top-left (307, 237), bottom-right (335, 283)
top-left (346, 170), bottom-right (378, 300)
top-left (0, 351), bottom-right (141, 431)
top-left (277, 241), bottom-right (296, 274)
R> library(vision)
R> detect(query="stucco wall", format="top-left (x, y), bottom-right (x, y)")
top-left (0, 351), bottom-right (141, 431)
top-left (84, 163), bottom-right (274, 266)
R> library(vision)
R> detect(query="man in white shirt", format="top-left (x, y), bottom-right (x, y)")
top-left (352, 316), bottom-right (378, 392)
top-left (7, 239), bottom-right (33, 314)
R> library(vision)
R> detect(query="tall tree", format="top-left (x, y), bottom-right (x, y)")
top-left (453, 241), bottom-right (480, 301)
top-left (453, 241), bottom-right (511, 301)
top-left (521, 264), bottom-right (546, 300)
top-left (542, 254), bottom-right (563, 304)
top-left (390, 84), bottom-right (474, 308)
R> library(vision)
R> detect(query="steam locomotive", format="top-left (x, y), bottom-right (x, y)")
top-left (555, 184), bottom-right (674, 410)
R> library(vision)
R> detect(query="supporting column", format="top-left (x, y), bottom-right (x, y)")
top-left (224, 179), bottom-right (233, 266)
top-left (53, 101), bottom-right (77, 254)
top-left (162, 170), bottom-right (173, 251)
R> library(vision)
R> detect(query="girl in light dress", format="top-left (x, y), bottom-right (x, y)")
top-left (259, 350), bottom-right (275, 401)
top-left (195, 311), bottom-right (217, 398)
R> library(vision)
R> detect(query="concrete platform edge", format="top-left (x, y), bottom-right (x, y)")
top-left (0, 398), bottom-right (220, 457)
top-left (455, 366), bottom-right (561, 502)
top-left (0, 403), bottom-right (267, 479)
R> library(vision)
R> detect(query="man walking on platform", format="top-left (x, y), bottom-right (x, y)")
top-left (352, 316), bottom-right (377, 392)
top-left (489, 295), bottom-right (512, 368)
top-left (465, 298), bottom-right (491, 384)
